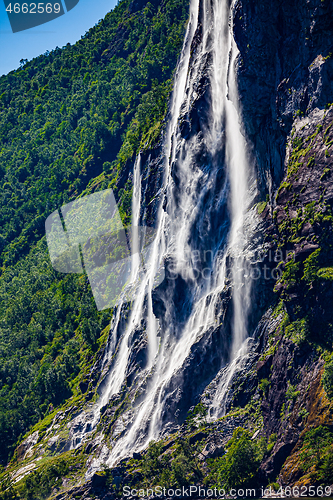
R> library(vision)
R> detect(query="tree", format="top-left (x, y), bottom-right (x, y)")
top-left (217, 428), bottom-right (261, 489)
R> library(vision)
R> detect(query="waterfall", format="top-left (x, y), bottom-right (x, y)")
top-left (131, 153), bottom-right (141, 283)
top-left (82, 0), bottom-right (256, 472)
top-left (207, 16), bottom-right (255, 419)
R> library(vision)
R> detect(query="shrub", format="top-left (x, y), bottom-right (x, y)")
top-left (285, 383), bottom-right (300, 401)
top-left (186, 402), bottom-right (207, 427)
top-left (284, 319), bottom-right (309, 345)
top-left (302, 249), bottom-right (321, 286)
top-left (259, 378), bottom-right (270, 395)
top-left (169, 438), bottom-right (201, 487)
top-left (20, 459), bottom-right (69, 500)
top-left (277, 259), bottom-right (300, 291)
top-left (0, 472), bottom-right (18, 500)
top-left (257, 201), bottom-right (267, 215)
top-left (317, 267), bottom-right (333, 281)
top-left (267, 434), bottom-right (277, 453)
top-left (215, 428), bottom-right (262, 489)
top-left (300, 426), bottom-right (333, 471)
top-left (142, 437), bottom-right (201, 488)
top-left (142, 441), bottom-right (165, 481)
top-left (319, 452), bottom-right (333, 482)
top-left (323, 362), bottom-right (333, 399)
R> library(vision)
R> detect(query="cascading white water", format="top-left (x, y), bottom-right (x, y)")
top-left (207, 14), bottom-right (255, 420)
top-left (131, 153), bottom-right (141, 282)
top-left (83, 0), bottom-right (257, 472)
top-left (227, 39), bottom-right (251, 359)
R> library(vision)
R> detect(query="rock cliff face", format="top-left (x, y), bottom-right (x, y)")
top-left (234, 0), bottom-right (333, 193)
top-left (229, 0), bottom-right (333, 486)
top-left (6, 0), bottom-right (333, 496)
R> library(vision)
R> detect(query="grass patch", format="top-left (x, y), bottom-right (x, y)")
top-left (257, 201), bottom-right (267, 215)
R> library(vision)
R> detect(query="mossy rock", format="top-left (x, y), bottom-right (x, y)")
top-left (257, 201), bottom-right (267, 215)
top-left (317, 267), bottom-right (333, 281)
top-left (284, 318), bottom-right (309, 346)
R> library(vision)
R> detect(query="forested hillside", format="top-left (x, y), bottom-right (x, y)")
top-left (0, 0), bottom-right (188, 465)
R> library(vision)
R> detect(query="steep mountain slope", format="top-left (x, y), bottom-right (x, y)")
top-left (1, 0), bottom-right (333, 498)
top-left (0, 0), bottom-right (189, 469)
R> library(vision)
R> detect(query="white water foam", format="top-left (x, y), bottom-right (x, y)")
top-left (75, 0), bottom-right (258, 472)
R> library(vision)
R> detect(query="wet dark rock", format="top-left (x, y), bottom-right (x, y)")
top-left (262, 442), bottom-right (297, 481)
top-left (188, 431), bottom-right (208, 445)
top-left (91, 472), bottom-right (107, 488)
top-left (112, 475), bottom-right (123, 488)
top-left (234, 0), bottom-right (333, 194)
top-left (84, 442), bottom-right (98, 454)
top-left (79, 380), bottom-right (89, 394)
top-left (256, 355), bottom-right (273, 380)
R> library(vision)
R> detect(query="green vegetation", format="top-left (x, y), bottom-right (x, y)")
top-left (0, 451), bottom-right (87, 499)
top-left (126, 428), bottom-right (267, 492)
top-left (323, 361), bottom-right (333, 398)
top-left (307, 156), bottom-right (315, 168)
top-left (276, 181), bottom-right (291, 199)
top-left (141, 441), bottom-right (168, 483)
top-left (161, 438), bottom-right (202, 487)
top-left (276, 259), bottom-right (300, 291)
top-left (299, 408), bottom-right (309, 421)
top-left (259, 378), bottom-right (270, 395)
top-left (21, 458), bottom-right (69, 499)
top-left (273, 197), bottom-right (333, 347)
top-left (285, 383), bottom-right (300, 402)
top-left (0, 473), bottom-right (18, 500)
top-left (0, 0), bottom-right (188, 268)
top-left (267, 433), bottom-right (277, 453)
top-left (285, 126), bottom-right (323, 180)
top-left (317, 267), bottom-right (333, 281)
top-left (0, 238), bottom-right (112, 463)
top-left (302, 248), bottom-right (321, 286)
top-left (274, 244), bottom-right (333, 347)
top-left (276, 201), bottom-right (333, 250)
top-left (320, 167), bottom-right (331, 179)
top-left (284, 319), bottom-right (309, 345)
top-left (0, 0), bottom-right (189, 465)
top-left (299, 426), bottom-right (333, 482)
top-left (139, 438), bottom-right (202, 488)
top-left (271, 116), bottom-right (333, 477)
top-left (272, 300), bottom-right (286, 319)
top-left (205, 428), bottom-right (266, 489)
top-left (186, 402), bottom-right (208, 427)
top-left (257, 201), bottom-right (267, 215)
top-left (280, 402), bottom-right (286, 421)
top-left (259, 337), bottom-right (281, 362)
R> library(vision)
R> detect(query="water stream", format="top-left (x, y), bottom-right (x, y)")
top-left (80, 0), bottom-right (257, 470)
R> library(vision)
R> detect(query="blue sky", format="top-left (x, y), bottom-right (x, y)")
top-left (0, 0), bottom-right (119, 76)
